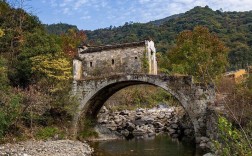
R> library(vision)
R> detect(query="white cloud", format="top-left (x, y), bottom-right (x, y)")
top-left (63, 7), bottom-right (70, 15)
top-left (81, 16), bottom-right (91, 20)
top-left (74, 0), bottom-right (88, 10)
top-left (37, 0), bottom-right (252, 30)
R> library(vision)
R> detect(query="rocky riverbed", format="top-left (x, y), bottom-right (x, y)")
top-left (0, 140), bottom-right (93, 156)
top-left (96, 105), bottom-right (195, 141)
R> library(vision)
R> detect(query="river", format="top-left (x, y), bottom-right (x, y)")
top-left (90, 135), bottom-right (205, 156)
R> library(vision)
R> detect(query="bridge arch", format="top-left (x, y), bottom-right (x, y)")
top-left (72, 74), bottom-right (215, 141)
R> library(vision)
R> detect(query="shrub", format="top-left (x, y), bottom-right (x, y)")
top-left (214, 116), bottom-right (252, 156)
top-left (35, 126), bottom-right (64, 140)
top-left (78, 119), bottom-right (98, 139)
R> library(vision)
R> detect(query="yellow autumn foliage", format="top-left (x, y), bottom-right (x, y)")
top-left (31, 54), bottom-right (72, 81)
top-left (0, 28), bottom-right (4, 37)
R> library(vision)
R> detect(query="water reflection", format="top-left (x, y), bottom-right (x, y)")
top-left (90, 135), bottom-right (204, 156)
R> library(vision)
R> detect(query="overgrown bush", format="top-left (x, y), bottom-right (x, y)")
top-left (78, 119), bottom-right (98, 140)
top-left (35, 126), bottom-right (64, 140)
top-left (214, 116), bottom-right (252, 156)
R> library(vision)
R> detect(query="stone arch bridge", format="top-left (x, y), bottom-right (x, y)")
top-left (72, 74), bottom-right (215, 141)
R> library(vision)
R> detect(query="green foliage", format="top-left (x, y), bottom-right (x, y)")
top-left (35, 126), bottom-right (64, 140)
top-left (78, 119), bottom-right (98, 139)
top-left (168, 26), bottom-right (228, 82)
top-left (44, 23), bottom-right (78, 35)
top-left (214, 116), bottom-right (252, 156)
top-left (9, 29), bottom-right (62, 87)
top-left (0, 1), bottom-right (81, 142)
top-left (141, 49), bottom-right (149, 73)
top-left (0, 57), bottom-right (23, 139)
top-left (156, 52), bottom-right (170, 74)
top-left (0, 94), bottom-right (22, 138)
top-left (0, 57), bottom-right (8, 90)
top-left (82, 6), bottom-right (252, 70)
top-left (105, 85), bottom-right (179, 111)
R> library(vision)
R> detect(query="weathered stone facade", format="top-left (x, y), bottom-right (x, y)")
top-left (73, 40), bottom-right (157, 80)
top-left (72, 74), bottom-right (215, 143)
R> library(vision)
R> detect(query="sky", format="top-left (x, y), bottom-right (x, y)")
top-left (15, 0), bottom-right (252, 30)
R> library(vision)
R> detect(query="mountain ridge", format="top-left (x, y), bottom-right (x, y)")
top-left (45, 6), bottom-right (252, 70)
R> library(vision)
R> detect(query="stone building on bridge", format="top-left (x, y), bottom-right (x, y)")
top-left (73, 40), bottom-right (157, 80)
top-left (71, 40), bottom-right (217, 146)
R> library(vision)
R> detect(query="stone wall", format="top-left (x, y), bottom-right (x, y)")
top-left (73, 40), bottom-right (157, 80)
top-left (80, 46), bottom-right (145, 77)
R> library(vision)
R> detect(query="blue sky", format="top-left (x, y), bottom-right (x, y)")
top-left (15, 0), bottom-right (252, 30)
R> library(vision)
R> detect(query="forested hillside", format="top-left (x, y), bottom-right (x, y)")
top-left (0, 1), bottom-right (85, 142)
top-left (44, 23), bottom-right (78, 35)
top-left (81, 6), bottom-right (252, 70)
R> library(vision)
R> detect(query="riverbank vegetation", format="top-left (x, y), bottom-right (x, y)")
top-left (0, 1), bottom-right (82, 143)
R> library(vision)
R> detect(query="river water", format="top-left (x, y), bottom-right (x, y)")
top-left (90, 135), bottom-right (205, 156)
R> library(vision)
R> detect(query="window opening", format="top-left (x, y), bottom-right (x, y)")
top-left (112, 59), bottom-right (115, 65)
top-left (90, 62), bottom-right (93, 67)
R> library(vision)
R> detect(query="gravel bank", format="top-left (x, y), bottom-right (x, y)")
top-left (0, 140), bottom-right (93, 156)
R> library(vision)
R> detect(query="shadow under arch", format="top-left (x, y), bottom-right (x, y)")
top-left (72, 74), bottom-right (214, 140)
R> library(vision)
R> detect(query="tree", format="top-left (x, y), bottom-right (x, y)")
top-left (61, 28), bottom-right (86, 58)
top-left (168, 26), bottom-right (229, 82)
top-left (31, 53), bottom-right (72, 81)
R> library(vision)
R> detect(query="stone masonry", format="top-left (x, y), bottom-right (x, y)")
top-left (72, 74), bottom-right (215, 144)
top-left (73, 40), bottom-right (157, 80)
top-left (71, 41), bottom-right (216, 146)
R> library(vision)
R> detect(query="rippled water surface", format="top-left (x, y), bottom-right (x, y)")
top-left (90, 135), bottom-right (205, 156)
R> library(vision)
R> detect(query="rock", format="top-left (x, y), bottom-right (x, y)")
top-left (195, 137), bottom-right (201, 144)
top-left (136, 108), bottom-right (145, 113)
top-left (126, 122), bottom-right (135, 132)
top-left (114, 118), bottom-right (122, 124)
top-left (183, 129), bottom-right (192, 136)
top-left (119, 110), bottom-right (129, 116)
top-left (97, 106), bottom-right (192, 140)
top-left (171, 134), bottom-right (179, 138)
top-left (135, 115), bottom-right (142, 120)
top-left (200, 137), bottom-right (209, 142)
top-left (133, 119), bottom-right (146, 126)
top-left (142, 117), bottom-right (154, 124)
top-left (203, 153), bottom-right (215, 156)
top-left (0, 140), bottom-right (93, 156)
top-left (107, 122), bottom-right (117, 131)
top-left (100, 106), bottom-right (108, 113)
top-left (132, 129), bottom-right (146, 136)
top-left (157, 113), bottom-right (166, 119)
top-left (121, 129), bottom-right (130, 137)
top-left (199, 142), bottom-right (207, 149)
top-left (153, 122), bottom-right (163, 128)
top-left (168, 128), bottom-right (176, 134)
top-left (170, 124), bottom-right (178, 129)
top-left (206, 141), bottom-right (214, 149)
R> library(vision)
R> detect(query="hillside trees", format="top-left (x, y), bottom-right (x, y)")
top-left (61, 28), bottom-right (86, 58)
top-left (168, 26), bottom-right (228, 82)
top-left (0, 1), bottom-right (87, 141)
top-left (79, 6), bottom-right (252, 70)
